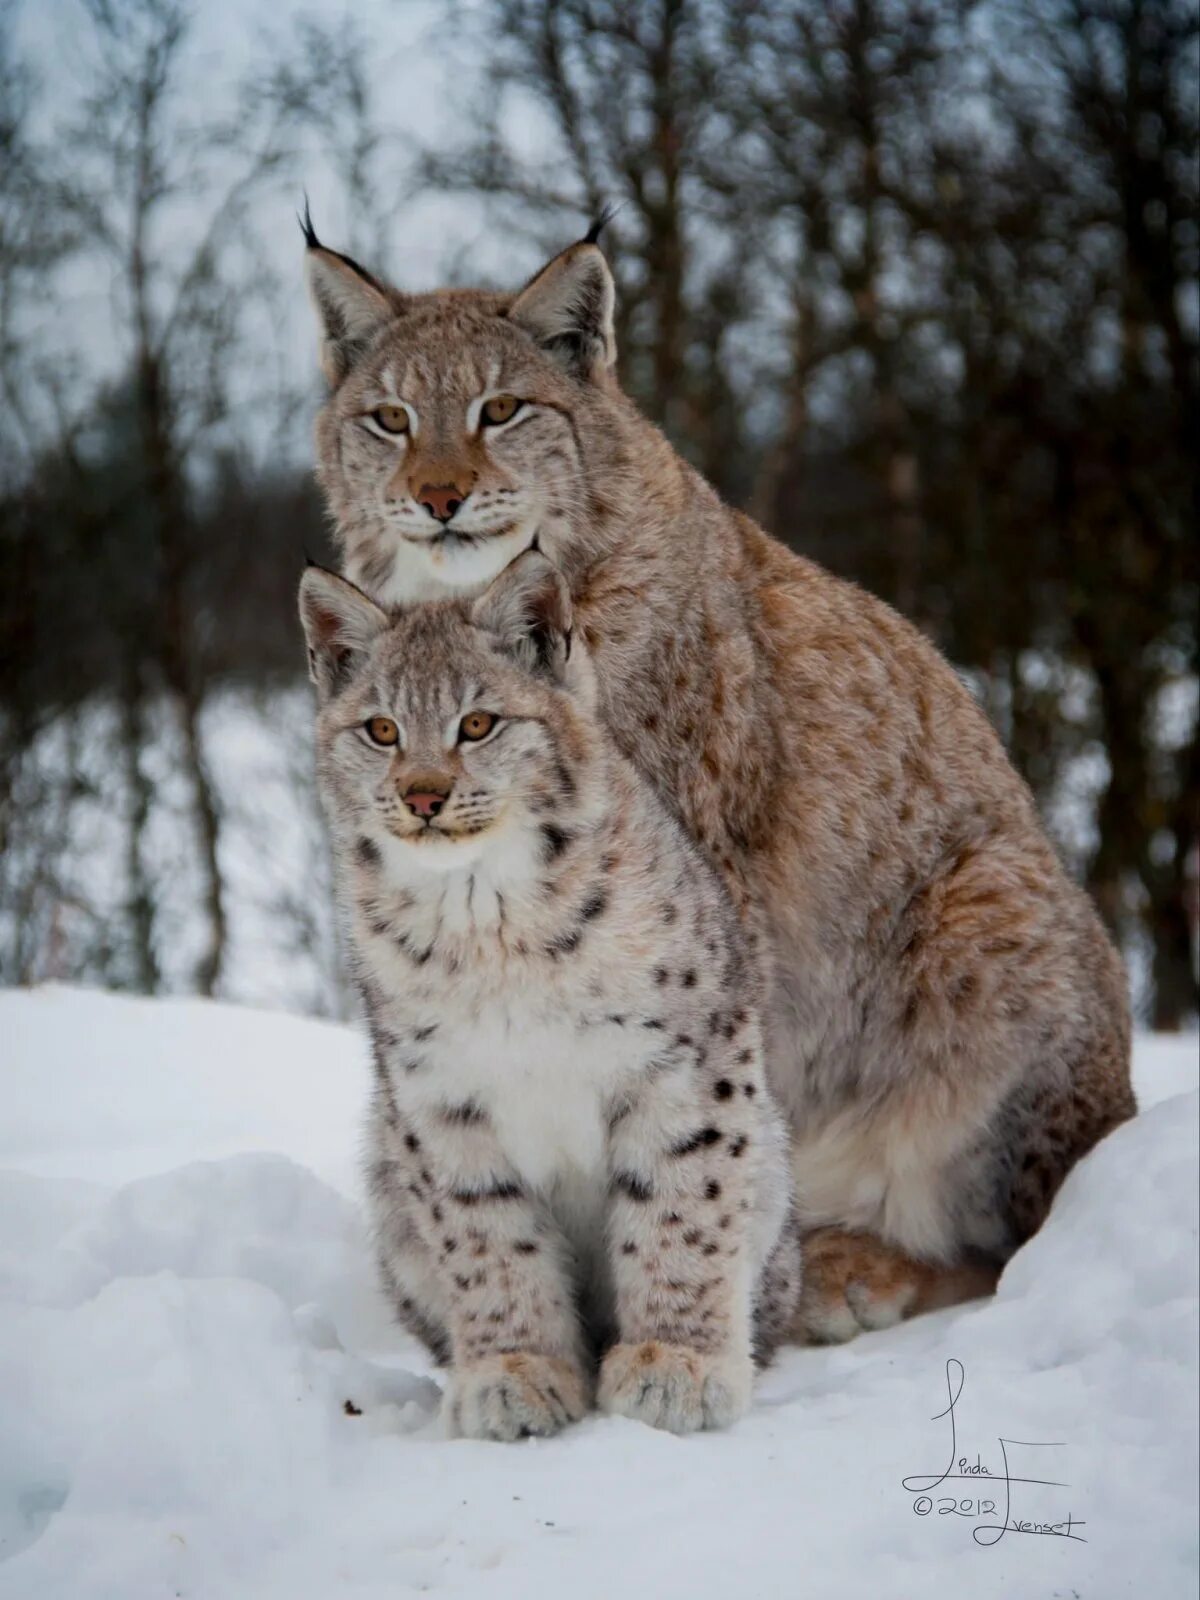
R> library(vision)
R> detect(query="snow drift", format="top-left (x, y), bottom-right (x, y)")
top-left (1, 985), bottom-right (1196, 1599)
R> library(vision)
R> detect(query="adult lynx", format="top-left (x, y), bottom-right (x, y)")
top-left (303, 216), bottom-right (1134, 1340)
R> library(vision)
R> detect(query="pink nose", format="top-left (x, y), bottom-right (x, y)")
top-left (404, 790), bottom-right (447, 819)
top-left (416, 484), bottom-right (467, 523)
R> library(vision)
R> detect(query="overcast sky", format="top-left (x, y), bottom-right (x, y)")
top-left (12, 0), bottom-right (564, 460)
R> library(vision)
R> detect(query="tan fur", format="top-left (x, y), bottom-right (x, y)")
top-left (305, 228), bottom-right (1135, 1342)
top-left (797, 1228), bottom-right (1001, 1344)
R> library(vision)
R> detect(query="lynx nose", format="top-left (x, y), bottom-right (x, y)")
top-left (403, 782), bottom-right (451, 819)
top-left (416, 483), bottom-right (468, 524)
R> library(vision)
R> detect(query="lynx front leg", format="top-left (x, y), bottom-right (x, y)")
top-left (599, 1073), bottom-right (764, 1433)
top-left (396, 1110), bottom-right (590, 1442)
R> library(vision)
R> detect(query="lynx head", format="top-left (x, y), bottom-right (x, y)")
top-left (304, 209), bottom-right (618, 608)
top-left (300, 550), bottom-right (602, 880)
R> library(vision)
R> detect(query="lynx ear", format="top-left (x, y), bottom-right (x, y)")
top-left (471, 551), bottom-right (573, 679)
top-left (508, 240), bottom-right (616, 382)
top-left (301, 206), bottom-right (395, 383)
top-left (298, 565), bottom-right (390, 698)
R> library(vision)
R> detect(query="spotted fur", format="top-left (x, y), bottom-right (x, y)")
top-left (300, 553), bottom-right (798, 1438)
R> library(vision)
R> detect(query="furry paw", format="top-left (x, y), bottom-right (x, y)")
top-left (447, 1353), bottom-right (589, 1442)
top-left (597, 1341), bottom-right (753, 1434)
top-left (795, 1227), bottom-right (997, 1344)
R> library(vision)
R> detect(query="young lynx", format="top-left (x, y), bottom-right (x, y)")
top-left (300, 551), bottom-right (799, 1440)
top-left (302, 215), bottom-right (1135, 1343)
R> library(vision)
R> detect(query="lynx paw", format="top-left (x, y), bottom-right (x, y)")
top-left (447, 1352), bottom-right (589, 1442)
top-left (795, 1227), bottom-right (997, 1344)
top-left (796, 1227), bottom-right (924, 1343)
top-left (598, 1341), bottom-right (753, 1434)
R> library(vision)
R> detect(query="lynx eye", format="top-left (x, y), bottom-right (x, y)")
top-left (372, 404), bottom-right (410, 435)
top-left (364, 716), bottom-right (400, 747)
top-left (459, 711), bottom-right (497, 742)
top-left (480, 394), bottom-right (522, 427)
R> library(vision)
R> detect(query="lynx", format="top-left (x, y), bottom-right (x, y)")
top-left (300, 551), bottom-right (800, 1438)
top-left (303, 215), bottom-right (1134, 1342)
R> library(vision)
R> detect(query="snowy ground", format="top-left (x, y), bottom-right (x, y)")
top-left (1, 986), bottom-right (1196, 1599)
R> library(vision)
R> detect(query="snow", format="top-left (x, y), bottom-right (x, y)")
top-left (1, 985), bottom-right (1196, 1599)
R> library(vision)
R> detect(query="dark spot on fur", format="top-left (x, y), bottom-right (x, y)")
top-left (736, 1048), bottom-right (753, 1064)
top-left (670, 1127), bottom-right (722, 1157)
top-left (451, 1181), bottom-right (524, 1205)
top-left (553, 759), bottom-right (577, 799)
top-left (613, 1170), bottom-right (654, 1203)
top-left (743, 1082), bottom-right (756, 1096)
top-left (621, 1240), bottom-right (638, 1256)
top-left (403, 1133), bottom-right (420, 1152)
top-left (343, 1398), bottom-right (362, 1415)
top-left (729, 1136), bottom-right (748, 1157)
top-left (642, 1018), bottom-right (664, 1031)
top-left (514, 1239), bottom-right (539, 1255)
top-left (713, 1079), bottom-right (734, 1100)
top-left (355, 837), bottom-right (381, 870)
top-left (540, 823), bottom-right (572, 862)
top-left (655, 967), bottom-right (670, 986)
top-left (545, 927), bottom-right (583, 958)
top-left (683, 1228), bottom-right (703, 1246)
top-left (439, 1100), bottom-right (488, 1126)
top-left (704, 1180), bottom-right (721, 1200)
top-left (580, 889), bottom-right (608, 921)
top-left (661, 904), bottom-right (678, 925)
top-left (413, 1023), bottom-right (438, 1042)
top-left (951, 972), bottom-right (978, 1008)
top-left (681, 970), bottom-right (697, 988)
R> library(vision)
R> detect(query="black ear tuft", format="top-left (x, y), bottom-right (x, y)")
top-left (508, 238), bottom-right (617, 380)
top-left (299, 194), bottom-right (320, 250)
top-left (304, 230), bottom-right (395, 383)
top-left (584, 202), bottom-right (619, 246)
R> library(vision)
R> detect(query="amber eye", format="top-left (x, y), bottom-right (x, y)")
top-left (372, 404), bottom-right (410, 435)
top-left (480, 394), bottom-right (522, 427)
top-left (459, 711), bottom-right (497, 742)
top-left (364, 716), bottom-right (400, 747)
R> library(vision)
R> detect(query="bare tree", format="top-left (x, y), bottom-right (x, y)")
top-left (421, 0), bottom-right (763, 498)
